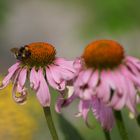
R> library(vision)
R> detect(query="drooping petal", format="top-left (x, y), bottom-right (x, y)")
top-left (49, 65), bottom-right (62, 83)
top-left (79, 88), bottom-right (93, 100)
top-left (12, 69), bottom-right (27, 105)
top-left (77, 100), bottom-right (90, 124)
top-left (54, 57), bottom-right (75, 73)
top-left (46, 67), bottom-right (65, 91)
top-left (82, 69), bottom-right (93, 84)
top-left (119, 69), bottom-right (137, 114)
top-left (0, 63), bottom-right (20, 89)
top-left (92, 97), bottom-right (115, 131)
top-left (101, 70), bottom-right (116, 90)
top-left (8, 62), bottom-right (20, 72)
top-left (46, 67), bottom-right (58, 89)
top-left (89, 70), bottom-right (99, 88)
top-left (55, 86), bottom-right (75, 113)
top-left (113, 93), bottom-right (126, 110)
top-left (74, 71), bottom-right (85, 88)
top-left (126, 56), bottom-right (140, 70)
top-left (55, 93), bottom-right (76, 113)
top-left (36, 68), bottom-right (51, 107)
top-left (51, 65), bottom-right (75, 81)
top-left (18, 68), bottom-right (27, 88)
top-left (110, 70), bottom-right (128, 110)
top-left (96, 80), bottom-right (110, 103)
top-left (55, 96), bottom-right (65, 113)
top-left (126, 61), bottom-right (140, 77)
top-left (30, 67), bottom-right (40, 90)
top-left (73, 57), bottom-right (83, 73)
top-left (120, 65), bottom-right (140, 87)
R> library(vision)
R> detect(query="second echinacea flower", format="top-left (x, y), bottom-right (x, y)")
top-left (57, 39), bottom-right (140, 133)
top-left (74, 40), bottom-right (140, 115)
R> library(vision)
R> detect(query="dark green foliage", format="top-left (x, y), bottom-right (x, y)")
top-left (58, 115), bottom-right (84, 140)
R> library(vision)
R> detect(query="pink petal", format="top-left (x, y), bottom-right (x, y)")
top-left (78, 100), bottom-right (90, 123)
top-left (30, 67), bottom-right (40, 90)
top-left (92, 97), bottom-right (115, 131)
top-left (109, 70), bottom-right (122, 94)
top-left (126, 61), bottom-right (140, 77)
top-left (120, 65), bottom-right (140, 87)
top-left (110, 91), bottom-right (120, 107)
top-left (36, 68), bottom-right (51, 107)
top-left (74, 71), bottom-right (85, 87)
top-left (46, 67), bottom-right (65, 91)
top-left (12, 69), bottom-right (27, 105)
top-left (113, 93), bottom-right (126, 110)
top-left (79, 88), bottom-right (93, 100)
top-left (51, 65), bottom-right (75, 81)
top-left (73, 57), bottom-right (83, 72)
top-left (96, 81), bottom-right (110, 103)
top-left (74, 87), bottom-right (82, 97)
top-left (126, 56), bottom-right (140, 70)
top-left (126, 99), bottom-right (137, 115)
top-left (8, 62), bottom-right (20, 72)
top-left (110, 70), bottom-right (128, 110)
top-left (101, 70), bottom-right (116, 90)
top-left (82, 69), bottom-right (93, 84)
top-left (55, 95), bottom-right (64, 113)
top-left (18, 68), bottom-right (27, 87)
top-left (15, 68), bottom-right (27, 94)
top-left (0, 63), bottom-right (20, 89)
top-left (89, 70), bottom-right (99, 88)
top-left (122, 75), bottom-right (137, 114)
top-left (54, 57), bottom-right (75, 73)
top-left (49, 65), bottom-right (62, 83)
top-left (46, 67), bottom-right (58, 88)
top-left (55, 93), bottom-right (76, 113)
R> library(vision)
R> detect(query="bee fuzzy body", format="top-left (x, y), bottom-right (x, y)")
top-left (11, 46), bottom-right (31, 61)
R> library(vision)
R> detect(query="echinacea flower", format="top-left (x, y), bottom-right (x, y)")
top-left (0, 42), bottom-right (75, 107)
top-left (77, 40), bottom-right (140, 115)
top-left (56, 40), bottom-right (140, 131)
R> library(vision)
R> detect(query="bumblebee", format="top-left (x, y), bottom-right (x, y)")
top-left (11, 46), bottom-right (31, 61)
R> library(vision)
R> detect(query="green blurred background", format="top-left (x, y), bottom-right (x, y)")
top-left (0, 0), bottom-right (140, 139)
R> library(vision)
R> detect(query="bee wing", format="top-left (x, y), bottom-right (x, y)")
top-left (10, 48), bottom-right (19, 54)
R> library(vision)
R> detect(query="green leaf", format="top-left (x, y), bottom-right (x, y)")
top-left (58, 115), bottom-right (84, 140)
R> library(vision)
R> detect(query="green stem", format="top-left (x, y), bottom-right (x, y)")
top-left (43, 107), bottom-right (59, 140)
top-left (114, 111), bottom-right (129, 140)
top-left (136, 114), bottom-right (140, 127)
top-left (103, 130), bottom-right (111, 140)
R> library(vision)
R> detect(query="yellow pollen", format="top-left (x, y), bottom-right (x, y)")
top-left (82, 40), bottom-right (124, 69)
top-left (22, 42), bottom-right (56, 67)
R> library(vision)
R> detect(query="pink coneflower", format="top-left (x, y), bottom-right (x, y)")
top-left (56, 77), bottom-right (115, 131)
top-left (73, 40), bottom-right (140, 114)
top-left (0, 42), bottom-right (75, 107)
top-left (56, 40), bottom-right (140, 131)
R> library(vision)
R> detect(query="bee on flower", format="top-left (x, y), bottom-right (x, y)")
top-left (0, 42), bottom-right (75, 107)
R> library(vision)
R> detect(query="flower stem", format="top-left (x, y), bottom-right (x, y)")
top-left (103, 130), bottom-right (111, 140)
top-left (43, 107), bottom-right (59, 140)
top-left (114, 111), bottom-right (129, 140)
top-left (136, 114), bottom-right (140, 127)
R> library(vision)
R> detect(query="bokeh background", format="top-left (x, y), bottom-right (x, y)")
top-left (0, 0), bottom-right (140, 139)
